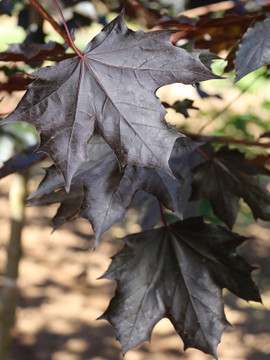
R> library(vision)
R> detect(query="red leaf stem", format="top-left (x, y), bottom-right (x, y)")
top-left (196, 147), bottom-right (212, 160)
top-left (29, 0), bottom-right (83, 58)
top-left (51, 0), bottom-right (84, 58)
top-left (158, 201), bottom-right (170, 230)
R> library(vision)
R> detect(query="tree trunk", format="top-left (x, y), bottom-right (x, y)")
top-left (0, 172), bottom-right (28, 360)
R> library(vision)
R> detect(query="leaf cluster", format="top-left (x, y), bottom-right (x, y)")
top-left (1, 1), bottom-right (270, 358)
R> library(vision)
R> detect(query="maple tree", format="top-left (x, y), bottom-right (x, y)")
top-left (1, 0), bottom-right (270, 359)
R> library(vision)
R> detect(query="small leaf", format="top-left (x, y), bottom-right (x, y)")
top-left (28, 186), bottom-right (83, 230)
top-left (163, 99), bottom-right (198, 118)
top-left (190, 145), bottom-right (270, 228)
top-left (101, 217), bottom-right (260, 357)
top-left (0, 144), bottom-right (46, 178)
top-left (195, 83), bottom-right (222, 99)
top-left (235, 15), bottom-right (270, 82)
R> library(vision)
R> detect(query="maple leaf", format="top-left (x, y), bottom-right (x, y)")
top-left (101, 217), bottom-right (261, 357)
top-left (2, 12), bottom-right (219, 190)
top-left (0, 144), bottom-right (46, 178)
top-left (235, 15), bottom-right (270, 82)
top-left (170, 13), bottom-right (255, 54)
top-left (28, 183), bottom-right (83, 229)
top-left (29, 133), bottom-right (199, 245)
top-left (190, 145), bottom-right (270, 228)
top-left (129, 191), bottom-right (165, 230)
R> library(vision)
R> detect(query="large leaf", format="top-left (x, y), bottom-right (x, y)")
top-left (29, 133), bottom-right (198, 244)
top-left (235, 15), bottom-right (270, 82)
top-left (2, 12), bottom-right (218, 190)
top-left (190, 145), bottom-right (270, 228)
top-left (101, 217), bottom-right (261, 357)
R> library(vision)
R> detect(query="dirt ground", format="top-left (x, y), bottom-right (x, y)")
top-left (0, 173), bottom-right (270, 360)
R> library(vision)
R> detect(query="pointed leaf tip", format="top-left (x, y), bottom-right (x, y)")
top-left (235, 15), bottom-right (270, 82)
top-left (190, 145), bottom-right (270, 229)
top-left (3, 13), bottom-right (218, 189)
top-left (100, 219), bottom-right (259, 357)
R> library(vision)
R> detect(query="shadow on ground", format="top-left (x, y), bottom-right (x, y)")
top-left (0, 179), bottom-right (269, 360)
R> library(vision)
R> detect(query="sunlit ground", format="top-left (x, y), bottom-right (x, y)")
top-left (0, 175), bottom-right (269, 360)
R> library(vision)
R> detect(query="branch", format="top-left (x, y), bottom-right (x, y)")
top-left (198, 71), bottom-right (265, 134)
top-left (29, 0), bottom-right (76, 53)
top-left (181, 130), bottom-right (270, 148)
top-left (180, 0), bottom-right (235, 17)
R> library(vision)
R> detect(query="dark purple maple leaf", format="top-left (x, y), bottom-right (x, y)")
top-left (235, 15), bottom-right (270, 82)
top-left (2, 12), bottom-right (219, 190)
top-left (29, 133), bottom-right (199, 245)
top-left (190, 145), bottom-right (270, 228)
top-left (128, 191), bottom-right (162, 230)
top-left (163, 98), bottom-right (199, 118)
top-left (28, 186), bottom-right (83, 229)
top-left (0, 144), bottom-right (46, 178)
top-left (101, 217), bottom-right (261, 357)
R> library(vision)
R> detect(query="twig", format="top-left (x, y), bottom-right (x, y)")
top-left (180, 0), bottom-right (235, 17)
top-left (198, 71), bottom-right (264, 134)
top-left (29, 0), bottom-right (82, 57)
top-left (181, 130), bottom-right (270, 148)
